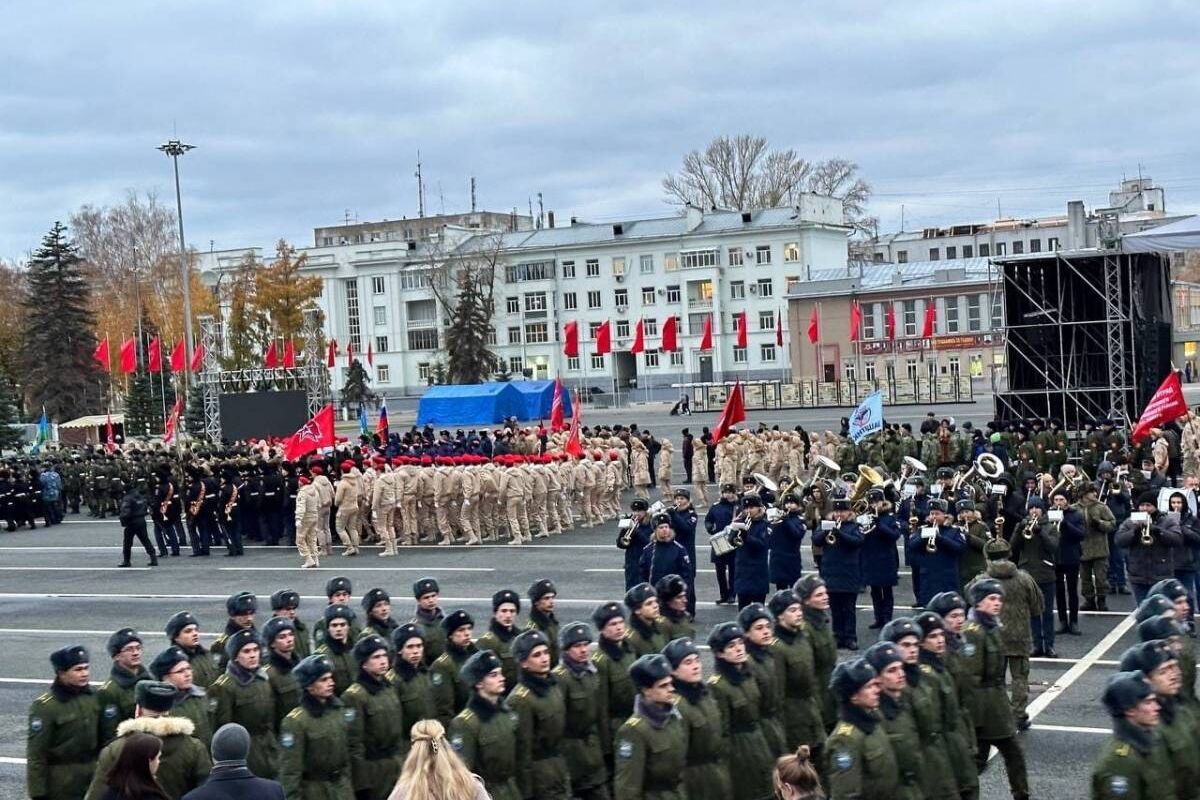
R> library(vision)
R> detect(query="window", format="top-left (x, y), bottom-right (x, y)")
top-left (903, 300), bottom-right (917, 336)
top-left (375, 336), bottom-right (388, 353)
top-left (587, 290), bottom-right (602, 309)
top-left (664, 254), bottom-right (679, 272)
top-left (563, 292), bottom-right (578, 311)
top-left (639, 255), bottom-right (654, 274)
top-left (784, 242), bottom-right (800, 262)
top-left (929, 248), bottom-right (940, 261)
top-left (614, 289), bottom-right (628, 307)
top-left (897, 250), bottom-right (908, 263)
top-left (730, 281), bottom-right (746, 300)
top-left (376, 364), bottom-right (390, 383)
top-left (644, 350), bottom-right (659, 368)
top-left (666, 285), bottom-right (681, 303)
top-left (947, 356), bottom-right (960, 376)
top-left (373, 306), bottom-right (387, 326)
top-left (756, 278), bottom-right (773, 298)
top-left (1029, 238), bottom-right (1041, 253)
top-left (485, 328), bottom-right (496, 345)
top-left (990, 293), bottom-right (1003, 329)
top-left (864, 362), bottom-right (876, 381)
top-left (561, 260), bottom-right (576, 279)
top-left (906, 359), bottom-right (918, 382)
top-left (616, 320), bottom-right (630, 338)
top-left (343, 279), bottom-right (361, 350)
top-left (589, 322), bottom-right (604, 339)
top-left (585, 259), bottom-right (600, 278)
top-left (372, 276), bottom-right (386, 294)
top-left (946, 246), bottom-right (957, 260)
top-left (760, 343), bottom-right (776, 362)
top-left (759, 310), bottom-right (775, 331)
top-left (644, 319), bottom-right (658, 336)
top-left (505, 260), bottom-right (554, 282)
top-left (506, 296), bottom-right (520, 314)
top-left (591, 353), bottom-right (606, 369)
top-left (785, 276), bottom-right (801, 293)
top-left (962, 245), bottom-right (973, 258)
top-left (733, 347), bottom-right (747, 364)
top-left (670, 350), bottom-right (683, 367)
top-left (755, 245), bottom-right (772, 265)
top-left (680, 249), bottom-right (718, 269)
top-left (525, 322), bottom-right (548, 343)
top-left (944, 297), bottom-right (960, 333)
top-left (642, 287), bottom-right (656, 305)
top-left (567, 356), bottom-right (580, 371)
top-left (507, 326), bottom-right (522, 345)
top-left (1048, 237), bottom-right (1060, 251)
top-left (863, 305), bottom-right (876, 339)
top-left (509, 356), bottom-right (524, 374)
top-left (967, 294), bottom-right (982, 331)
top-left (612, 257), bottom-right (626, 276)
top-left (978, 243), bottom-right (990, 257)
top-left (995, 242), bottom-right (1006, 256)
top-left (408, 329), bottom-right (438, 350)
top-left (1012, 241), bottom-right (1024, 255)
top-left (524, 293), bottom-right (547, 312)
top-left (728, 247), bottom-right (744, 267)
top-left (400, 270), bottom-right (432, 291)
top-left (843, 362), bottom-right (856, 381)
top-left (688, 313), bottom-right (711, 335)
top-left (418, 362), bottom-right (431, 381)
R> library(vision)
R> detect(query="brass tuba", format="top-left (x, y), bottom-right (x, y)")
top-left (849, 465), bottom-right (886, 514)
top-left (802, 455), bottom-right (841, 498)
top-left (952, 453), bottom-right (1004, 498)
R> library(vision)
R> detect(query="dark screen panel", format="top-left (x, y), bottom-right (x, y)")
top-left (219, 391), bottom-right (308, 441)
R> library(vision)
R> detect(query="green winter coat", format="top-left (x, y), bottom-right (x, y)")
top-left (612, 700), bottom-right (688, 800)
top-left (209, 668), bottom-right (279, 779)
top-left (1157, 696), bottom-right (1200, 800)
top-left (410, 608), bottom-right (446, 666)
top-left (970, 559), bottom-right (1045, 656)
top-left (905, 667), bottom-right (959, 800)
top-left (746, 640), bottom-right (788, 757)
top-left (961, 612), bottom-right (1015, 740)
top-left (824, 710), bottom-right (900, 800)
top-left (672, 679), bottom-right (732, 800)
top-left (342, 673), bottom-right (404, 800)
top-left (659, 609), bottom-right (696, 643)
top-left (804, 607), bottom-right (839, 732)
top-left (553, 659), bottom-right (608, 793)
top-left (449, 695), bottom-right (523, 800)
top-left (509, 673), bottom-right (571, 800)
top-left (593, 638), bottom-right (637, 760)
top-left (180, 643), bottom-right (220, 689)
top-left (877, 692), bottom-right (924, 800)
top-left (173, 687), bottom-right (214, 748)
top-left (957, 521), bottom-right (990, 591)
top-left (1077, 498), bottom-right (1117, 560)
top-left (476, 622), bottom-right (520, 694)
top-left (773, 622), bottom-right (825, 749)
top-left (525, 608), bottom-right (561, 665)
top-left (26, 682), bottom-right (99, 800)
top-left (388, 660), bottom-right (439, 757)
top-left (96, 663), bottom-right (152, 745)
top-left (266, 652), bottom-right (302, 732)
top-left (314, 638), bottom-right (356, 697)
top-left (1091, 721), bottom-right (1178, 800)
top-left (627, 616), bottom-right (667, 658)
top-left (1009, 516), bottom-right (1059, 584)
top-left (919, 653), bottom-right (978, 800)
top-left (707, 662), bottom-right (773, 800)
top-left (430, 641), bottom-right (477, 725)
top-left (84, 715), bottom-right (211, 800)
top-left (279, 696), bottom-right (357, 800)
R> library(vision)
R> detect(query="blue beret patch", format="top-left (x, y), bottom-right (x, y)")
top-left (103, 705), bottom-right (118, 719)
top-left (280, 731), bottom-right (294, 748)
top-left (29, 717), bottom-right (42, 733)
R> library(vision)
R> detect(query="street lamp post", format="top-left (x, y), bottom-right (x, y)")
top-left (157, 140), bottom-right (196, 370)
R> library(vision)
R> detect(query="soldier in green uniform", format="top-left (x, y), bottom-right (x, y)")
top-left (1147, 578), bottom-right (1198, 704)
top-left (449, 650), bottom-right (523, 800)
top-left (342, 634), bottom-right (404, 800)
top-left (27, 645), bottom-right (99, 800)
top-left (554, 622), bottom-right (609, 800)
top-left (84, 680), bottom-right (211, 800)
top-left (431, 609), bottom-right (478, 724)
top-left (509, 629), bottom-right (570, 799)
top-left (768, 590), bottom-right (825, 756)
top-left (928, 591), bottom-right (976, 759)
top-left (624, 582), bottom-right (667, 656)
top-left (316, 603), bottom-right (358, 695)
top-left (591, 601), bottom-right (636, 780)
top-left (862, 642), bottom-right (923, 800)
top-left (359, 587), bottom-right (400, 653)
top-left (655, 574), bottom-right (695, 641)
top-left (612, 654), bottom-right (687, 800)
top-left (150, 646), bottom-right (213, 748)
top-left (410, 577), bottom-right (446, 666)
top-left (738, 603), bottom-right (788, 757)
top-left (476, 589), bottom-right (522, 693)
top-left (1091, 671), bottom-right (1177, 800)
top-left (962, 579), bottom-right (1029, 800)
top-left (824, 657), bottom-right (900, 800)
top-left (1119, 640), bottom-right (1196, 798)
top-left (955, 500), bottom-right (989, 591)
top-left (663, 636), bottom-right (730, 800)
top-left (914, 610), bottom-right (978, 800)
top-left (96, 627), bottom-right (152, 745)
top-left (210, 591), bottom-right (259, 671)
top-left (525, 578), bottom-right (561, 666)
top-left (793, 575), bottom-right (838, 731)
top-left (208, 627), bottom-right (279, 778)
top-left (270, 588), bottom-right (311, 660)
top-left (314, 576), bottom-right (364, 648)
top-left (263, 616), bottom-right (301, 731)
top-left (388, 623), bottom-right (438, 757)
top-left (166, 610), bottom-right (220, 690)
top-left (706, 621), bottom-right (773, 800)
top-left (279, 654), bottom-right (357, 799)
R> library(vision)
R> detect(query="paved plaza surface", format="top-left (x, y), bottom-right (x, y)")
top-left (0, 509), bottom-right (1140, 799)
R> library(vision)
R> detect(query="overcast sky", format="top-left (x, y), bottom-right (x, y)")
top-left (3, 0), bottom-right (1198, 261)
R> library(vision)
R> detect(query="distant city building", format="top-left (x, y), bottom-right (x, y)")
top-left (312, 210), bottom-right (533, 248)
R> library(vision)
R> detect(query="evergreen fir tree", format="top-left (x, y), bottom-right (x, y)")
top-left (21, 222), bottom-right (102, 421)
top-left (340, 359), bottom-right (377, 408)
top-left (0, 373), bottom-right (24, 451)
top-left (124, 370), bottom-right (156, 439)
top-left (444, 276), bottom-right (499, 384)
top-left (183, 383), bottom-right (208, 442)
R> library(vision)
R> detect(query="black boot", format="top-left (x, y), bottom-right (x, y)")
top-left (147, 556), bottom-right (158, 567)
top-left (1082, 597), bottom-right (1097, 612)
top-left (117, 562), bottom-right (131, 568)
top-left (1097, 596), bottom-right (1108, 611)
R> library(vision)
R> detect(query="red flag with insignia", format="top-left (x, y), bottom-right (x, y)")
top-left (283, 404), bottom-right (335, 461)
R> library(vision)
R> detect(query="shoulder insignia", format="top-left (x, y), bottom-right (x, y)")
top-left (513, 685), bottom-right (529, 698)
top-left (213, 675), bottom-right (230, 687)
top-left (34, 693), bottom-right (51, 704)
top-left (965, 622), bottom-right (980, 631)
top-left (345, 684), bottom-right (362, 696)
top-left (706, 674), bottom-right (721, 686)
top-left (450, 732), bottom-right (464, 751)
top-left (834, 722), bottom-right (855, 736)
top-left (286, 708), bottom-right (303, 719)
top-left (458, 708), bottom-right (475, 722)
top-left (920, 664), bottom-right (934, 675)
top-left (552, 665), bottom-right (566, 678)
top-left (627, 716), bottom-right (641, 727)
top-left (1114, 743), bottom-right (1130, 757)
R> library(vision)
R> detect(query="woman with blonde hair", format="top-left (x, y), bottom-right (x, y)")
top-left (388, 719), bottom-right (490, 800)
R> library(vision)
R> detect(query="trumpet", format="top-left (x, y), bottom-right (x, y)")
top-left (993, 514), bottom-right (1005, 533)
top-left (924, 523), bottom-right (939, 553)
top-left (617, 515), bottom-right (635, 547)
top-left (1021, 518), bottom-right (1037, 539)
top-left (1140, 515), bottom-right (1154, 546)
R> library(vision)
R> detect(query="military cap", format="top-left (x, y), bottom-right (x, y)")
top-left (737, 604), bottom-right (771, 631)
top-left (1150, 578), bottom-right (1189, 603)
top-left (1135, 595), bottom-right (1175, 623)
top-left (742, 494), bottom-right (764, 509)
top-left (936, 467), bottom-right (955, 479)
top-left (442, 609), bottom-right (473, 635)
top-left (1026, 495), bottom-right (1045, 510)
top-left (707, 621), bottom-right (745, 653)
top-left (149, 647), bottom-right (189, 680)
top-left (624, 582), bottom-right (657, 610)
top-left (830, 658), bottom-right (877, 702)
top-left (927, 498), bottom-right (949, 514)
top-left (492, 589), bottom-right (520, 612)
top-left (361, 588), bottom-right (390, 612)
top-left (1119, 640), bottom-right (1176, 674)
top-left (262, 616), bottom-right (295, 645)
top-left (629, 653), bottom-right (673, 689)
top-left (865, 488), bottom-right (885, 504)
top-left (720, 483), bottom-right (738, 494)
top-left (528, 579), bottom-right (556, 603)
top-left (512, 629), bottom-right (550, 664)
top-left (50, 644), bottom-right (89, 672)
top-left (353, 634), bottom-right (389, 665)
top-left (879, 617), bottom-right (920, 644)
top-left (912, 611), bottom-right (946, 639)
top-left (1138, 616), bottom-right (1185, 643)
top-left (967, 579), bottom-right (1005, 606)
top-left (325, 576), bottom-right (352, 597)
top-left (226, 628), bottom-right (260, 658)
top-left (909, 476), bottom-right (926, 487)
top-left (654, 574), bottom-right (687, 603)
top-left (226, 592), bottom-right (256, 617)
top-left (673, 488), bottom-right (691, 499)
top-left (270, 589), bottom-right (300, 611)
top-left (957, 499), bottom-right (976, 512)
top-left (413, 577), bottom-right (439, 598)
top-left (864, 641), bottom-right (904, 673)
top-left (651, 512), bottom-right (672, 527)
top-left (792, 574), bottom-right (826, 602)
top-left (631, 499), bottom-right (649, 512)
top-left (984, 537), bottom-right (1011, 557)
top-left (831, 497), bottom-right (852, 512)
top-left (107, 627), bottom-right (142, 657)
top-left (293, 655), bottom-right (334, 688)
top-left (592, 602), bottom-right (626, 629)
top-left (323, 603), bottom-right (356, 624)
top-left (165, 611), bottom-right (199, 641)
top-left (783, 492), bottom-right (802, 506)
top-left (768, 590), bottom-right (801, 618)
top-left (558, 621), bottom-right (592, 651)
top-left (1136, 491), bottom-right (1159, 508)
top-left (460, 649), bottom-right (504, 687)
top-left (393, 623), bottom-right (423, 650)
top-left (1102, 671), bottom-right (1153, 717)
top-left (133, 680), bottom-right (177, 714)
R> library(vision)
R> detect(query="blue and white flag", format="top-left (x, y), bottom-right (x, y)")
top-left (31, 406), bottom-right (50, 453)
top-left (849, 390), bottom-right (884, 443)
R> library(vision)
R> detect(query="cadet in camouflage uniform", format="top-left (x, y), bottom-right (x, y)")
top-left (262, 616), bottom-right (301, 732)
top-left (208, 628), bottom-right (279, 778)
top-left (96, 627), bottom-right (152, 745)
top-left (26, 645), bottom-right (99, 800)
top-left (525, 578), bottom-right (561, 666)
top-left (279, 654), bottom-right (358, 799)
top-left (706, 621), bottom-right (773, 800)
top-left (209, 591), bottom-right (259, 672)
top-left (342, 634), bottom-right (405, 800)
top-left (663, 636), bottom-right (730, 800)
top-left (738, 603), bottom-right (788, 757)
top-left (554, 622), bottom-right (609, 800)
top-left (1091, 671), bottom-right (1177, 800)
top-left (624, 583), bottom-right (667, 657)
top-left (591, 602), bottom-right (636, 778)
top-left (270, 589), bottom-right (311, 660)
top-left (509, 629), bottom-right (570, 799)
top-left (388, 623), bottom-right (438, 758)
top-left (823, 658), bottom-right (900, 800)
top-left (316, 603), bottom-right (358, 695)
top-left (1118, 640), bottom-right (1196, 799)
top-left (449, 650), bottom-right (523, 800)
top-left (612, 654), bottom-right (688, 800)
top-left (430, 610), bottom-right (478, 724)
top-left (477, 589), bottom-right (522, 693)
top-left (150, 646), bottom-right (213, 748)
top-left (913, 611), bottom-right (978, 800)
top-left (410, 577), bottom-right (447, 666)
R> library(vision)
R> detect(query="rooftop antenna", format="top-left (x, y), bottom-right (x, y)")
top-left (537, 192), bottom-right (545, 229)
top-left (415, 151), bottom-right (425, 218)
top-left (438, 181), bottom-right (445, 215)
top-left (528, 196), bottom-right (534, 221)
top-left (343, 208), bottom-right (354, 226)
top-left (470, 177), bottom-right (477, 213)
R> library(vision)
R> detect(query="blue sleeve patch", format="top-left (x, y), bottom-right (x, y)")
top-left (29, 717), bottom-right (42, 733)
top-left (1109, 776), bottom-right (1129, 796)
top-left (450, 733), bottom-right (464, 751)
top-left (103, 704), bottom-right (118, 719)
top-left (280, 731), bottom-right (294, 748)
top-left (833, 751), bottom-right (853, 771)
top-left (963, 643), bottom-right (976, 656)
top-left (617, 739), bottom-right (634, 759)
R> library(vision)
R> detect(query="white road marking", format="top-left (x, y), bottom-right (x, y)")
top-left (1030, 723), bottom-right (1109, 734)
top-left (0, 591), bottom-right (720, 606)
top-left (217, 567), bottom-right (495, 572)
top-left (1024, 612), bottom-right (1137, 720)
top-left (0, 756), bottom-right (26, 765)
top-left (0, 566), bottom-right (151, 571)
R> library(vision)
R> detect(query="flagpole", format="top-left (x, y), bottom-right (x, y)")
top-left (815, 303), bottom-right (822, 392)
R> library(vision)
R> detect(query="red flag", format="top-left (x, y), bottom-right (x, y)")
top-left (105, 414), bottom-right (115, 453)
top-left (699, 316), bottom-right (713, 351)
top-left (366, 340), bottom-right (374, 367)
top-left (712, 381), bottom-right (746, 444)
top-left (346, 340), bottom-right (354, 368)
top-left (327, 339), bottom-right (337, 368)
top-left (564, 390), bottom-right (583, 457)
top-left (282, 340), bottom-right (296, 368)
top-left (283, 404), bottom-right (336, 461)
top-left (849, 301), bottom-right (863, 343)
top-left (630, 320), bottom-right (645, 354)
top-left (775, 308), bottom-right (783, 347)
top-left (189, 343), bottom-right (206, 373)
top-left (118, 338), bottom-right (136, 374)
top-left (563, 321), bottom-right (579, 358)
top-left (163, 396), bottom-right (183, 445)
top-left (735, 312), bottom-right (748, 349)
top-left (807, 307), bottom-right (819, 344)
top-left (1132, 371), bottom-right (1189, 444)
top-left (922, 302), bottom-right (936, 338)
top-left (94, 337), bottom-right (111, 372)
top-left (550, 378), bottom-right (565, 432)
top-left (265, 341), bottom-right (279, 369)
top-left (170, 340), bottom-right (185, 372)
top-left (886, 304), bottom-right (897, 341)
top-left (595, 321), bottom-right (612, 355)
top-left (661, 316), bottom-right (678, 352)
top-left (148, 337), bottom-right (162, 373)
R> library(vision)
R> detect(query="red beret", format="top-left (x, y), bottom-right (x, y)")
top-left (309, 465), bottom-right (323, 475)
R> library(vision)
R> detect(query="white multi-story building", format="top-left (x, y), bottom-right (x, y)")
top-left (197, 198), bottom-right (852, 398)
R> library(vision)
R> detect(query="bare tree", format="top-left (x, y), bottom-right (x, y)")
top-left (426, 233), bottom-right (503, 384)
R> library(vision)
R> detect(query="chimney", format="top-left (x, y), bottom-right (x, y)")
top-left (685, 203), bottom-right (703, 232)
top-left (547, 211), bottom-right (555, 229)
top-left (570, 216), bottom-right (578, 226)
top-left (1066, 200), bottom-right (1087, 251)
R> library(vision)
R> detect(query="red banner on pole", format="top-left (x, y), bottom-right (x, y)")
top-left (1131, 371), bottom-right (1189, 444)
top-left (712, 381), bottom-right (746, 444)
top-left (283, 404), bottom-right (335, 461)
top-left (699, 316), bottom-right (713, 351)
top-left (118, 338), bottom-right (137, 374)
top-left (595, 321), bottom-right (612, 355)
top-left (94, 337), bottom-right (111, 372)
top-left (170, 340), bottom-right (185, 372)
top-left (662, 316), bottom-right (678, 352)
top-left (148, 337), bottom-right (162, 373)
top-left (563, 321), bottom-right (579, 358)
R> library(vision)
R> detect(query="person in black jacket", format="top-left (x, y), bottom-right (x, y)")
top-left (118, 480), bottom-right (157, 568)
top-left (152, 464), bottom-right (183, 558)
top-left (768, 493), bottom-right (807, 591)
top-left (734, 495), bottom-right (771, 609)
top-left (668, 489), bottom-right (699, 615)
top-left (1051, 489), bottom-right (1086, 636)
top-left (617, 500), bottom-right (654, 591)
top-left (639, 514), bottom-right (693, 588)
top-left (181, 723), bottom-right (284, 800)
top-left (1167, 490), bottom-right (1200, 634)
top-left (258, 461), bottom-right (285, 546)
top-left (706, 484), bottom-right (740, 605)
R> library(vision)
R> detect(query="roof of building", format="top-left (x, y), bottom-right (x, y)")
top-left (792, 257), bottom-right (997, 298)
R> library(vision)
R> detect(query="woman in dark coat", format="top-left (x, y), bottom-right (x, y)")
top-left (768, 494), bottom-right (807, 591)
top-left (98, 732), bottom-right (169, 800)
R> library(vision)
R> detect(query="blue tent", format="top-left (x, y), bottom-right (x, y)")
top-left (416, 383), bottom-right (523, 427)
top-left (509, 380), bottom-right (573, 421)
